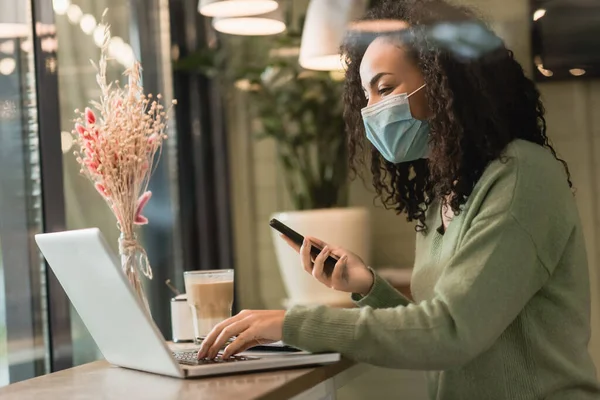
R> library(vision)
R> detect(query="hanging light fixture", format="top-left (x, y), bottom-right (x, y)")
top-left (212, 7), bottom-right (285, 36)
top-left (299, 0), bottom-right (368, 71)
top-left (198, 0), bottom-right (279, 18)
top-left (348, 19), bottom-right (410, 33)
top-left (0, 0), bottom-right (29, 39)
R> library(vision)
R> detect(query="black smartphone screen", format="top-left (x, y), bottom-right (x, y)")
top-left (269, 218), bottom-right (338, 276)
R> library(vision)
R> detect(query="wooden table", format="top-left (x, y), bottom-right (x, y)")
top-left (0, 358), bottom-right (364, 400)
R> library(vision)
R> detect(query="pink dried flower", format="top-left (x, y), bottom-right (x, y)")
top-left (134, 191), bottom-right (152, 225)
top-left (87, 161), bottom-right (99, 174)
top-left (95, 183), bottom-right (108, 197)
top-left (85, 107), bottom-right (96, 125)
top-left (75, 123), bottom-right (86, 136)
top-left (135, 215), bottom-right (149, 225)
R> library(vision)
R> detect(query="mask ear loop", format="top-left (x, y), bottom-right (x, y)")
top-left (407, 83), bottom-right (427, 98)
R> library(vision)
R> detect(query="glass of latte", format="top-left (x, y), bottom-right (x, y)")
top-left (183, 269), bottom-right (234, 344)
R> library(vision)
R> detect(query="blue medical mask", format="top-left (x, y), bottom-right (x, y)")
top-left (361, 84), bottom-right (429, 163)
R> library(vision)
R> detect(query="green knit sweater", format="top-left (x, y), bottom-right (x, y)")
top-left (283, 140), bottom-right (600, 399)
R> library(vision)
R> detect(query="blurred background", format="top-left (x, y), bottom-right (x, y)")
top-left (0, 0), bottom-right (599, 398)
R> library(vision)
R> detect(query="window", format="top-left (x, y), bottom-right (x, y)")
top-left (0, 0), bottom-right (49, 385)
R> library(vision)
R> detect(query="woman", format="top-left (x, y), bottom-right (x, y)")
top-left (199, 0), bottom-right (600, 398)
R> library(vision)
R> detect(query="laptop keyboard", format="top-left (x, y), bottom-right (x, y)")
top-left (172, 350), bottom-right (259, 366)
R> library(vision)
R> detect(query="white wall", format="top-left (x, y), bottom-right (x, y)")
top-left (540, 81), bottom-right (600, 366)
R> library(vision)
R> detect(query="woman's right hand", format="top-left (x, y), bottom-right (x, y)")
top-left (280, 235), bottom-right (374, 296)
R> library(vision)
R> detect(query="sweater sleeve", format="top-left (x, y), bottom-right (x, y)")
top-left (351, 268), bottom-right (412, 308)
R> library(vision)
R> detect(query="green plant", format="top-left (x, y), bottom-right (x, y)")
top-left (176, 32), bottom-right (348, 210)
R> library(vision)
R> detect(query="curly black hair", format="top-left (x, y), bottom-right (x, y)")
top-left (343, 0), bottom-right (571, 232)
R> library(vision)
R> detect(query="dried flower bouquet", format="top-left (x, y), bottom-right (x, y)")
top-left (70, 19), bottom-right (176, 313)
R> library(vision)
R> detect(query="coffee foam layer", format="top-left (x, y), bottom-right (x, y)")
top-left (184, 270), bottom-right (233, 284)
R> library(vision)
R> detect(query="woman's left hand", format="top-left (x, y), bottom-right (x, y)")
top-left (197, 310), bottom-right (286, 360)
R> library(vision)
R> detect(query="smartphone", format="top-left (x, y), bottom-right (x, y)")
top-left (269, 218), bottom-right (338, 277)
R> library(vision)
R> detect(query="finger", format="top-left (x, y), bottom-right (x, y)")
top-left (306, 236), bottom-right (340, 259)
top-left (300, 238), bottom-right (313, 274)
top-left (207, 319), bottom-right (251, 359)
top-left (305, 236), bottom-right (328, 249)
top-left (198, 319), bottom-right (233, 359)
top-left (328, 248), bottom-right (344, 260)
top-left (222, 333), bottom-right (259, 359)
top-left (280, 234), bottom-right (301, 252)
top-left (331, 255), bottom-right (348, 288)
top-left (312, 246), bottom-right (331, 284)
top-left (197, 311), bottom-right (248, 358)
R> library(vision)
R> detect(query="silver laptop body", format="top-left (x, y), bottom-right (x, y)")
top-left (35, 228), bottom-right (340, 378)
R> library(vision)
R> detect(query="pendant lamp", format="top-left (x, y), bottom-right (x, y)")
top-left (198, 0), bottom-right (279, 18)
top-left (212, 7), bottom-right (285, 36)
top-left (299, 0), bottom-right (368, 71)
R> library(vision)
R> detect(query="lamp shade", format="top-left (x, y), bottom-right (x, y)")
top-left (198, 0), bottom-right (279, 18)
top-left (348, 19), bottom-right (410, 33)
top-left (0, 0), bottom-right (29, 39)
top-left (299, 0), bottom-right (368, 71)
top-left (212, 7), bottom-right (285, 36)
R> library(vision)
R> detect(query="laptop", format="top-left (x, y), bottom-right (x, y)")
top-left (34, 228), bottom-right (340, 378)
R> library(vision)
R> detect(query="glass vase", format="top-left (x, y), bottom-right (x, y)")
top-left (119, 234), bottom-right (152, 315)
